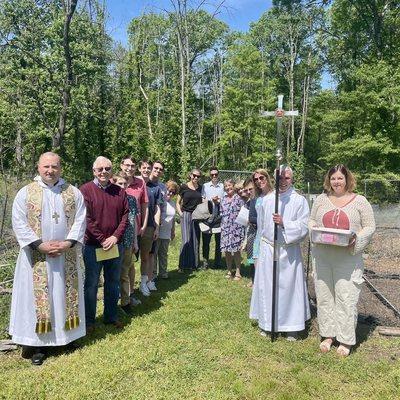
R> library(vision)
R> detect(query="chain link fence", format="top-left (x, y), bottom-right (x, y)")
top-left (217, 169), bottom-right (253, 184)
top-left (363, 180), bottom-right (400, 204)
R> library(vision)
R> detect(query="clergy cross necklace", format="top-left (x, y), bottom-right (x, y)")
top-left (52, 211), bottom-right (60, 224)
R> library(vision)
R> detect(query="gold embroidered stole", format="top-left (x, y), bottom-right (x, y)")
top-left (26, 182), bottom-right (80, 334)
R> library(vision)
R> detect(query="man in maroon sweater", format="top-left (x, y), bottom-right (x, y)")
top-left (80, 156), bottom-right (129, 333)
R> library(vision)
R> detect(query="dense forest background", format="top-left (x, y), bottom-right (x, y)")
top-left (0, 0), bottom-right (399, 194)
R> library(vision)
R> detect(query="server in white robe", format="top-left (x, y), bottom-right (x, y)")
top-left (9, 152), bottom-right (86, 365)
top-left (249, 167), bottom-right (310, 338)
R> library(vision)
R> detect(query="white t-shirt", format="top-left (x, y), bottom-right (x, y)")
top-left (159, 200), bottom-right (176, 240)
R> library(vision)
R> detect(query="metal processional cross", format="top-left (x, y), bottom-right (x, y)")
top-left (261, 94), bottom-right (299, 342)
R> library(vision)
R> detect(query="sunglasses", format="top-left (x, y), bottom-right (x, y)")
top-left (210, 173), bottom-right (218, 177)
top-left (167, 190), bottom-right (176, 195)
top-left (192, 174), bottom-right (201, 178)
top-left (94, 166), bottom-right (112, 173)
top-left (253, 175), bottom-right (266, 182)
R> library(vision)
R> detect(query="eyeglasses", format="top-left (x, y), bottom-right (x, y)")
top-left (210, 173), bottom-right (218, 177)
top-left (94, 166), bottom-right (112, 173)
top-left (253, 175), bottom-right (266, 182)
top-left (192, 174), bottom-right (201, 179)
top-left (154, 166), bottom-right (164, 171)
top-left (123, 163), bottom-right (135, 168)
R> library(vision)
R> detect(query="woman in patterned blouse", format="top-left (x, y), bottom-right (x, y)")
top-left (220, 179), bottom-right (246, 280)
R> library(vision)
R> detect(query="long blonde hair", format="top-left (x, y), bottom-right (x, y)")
top-left (252, 169), bottom-right (272, 196)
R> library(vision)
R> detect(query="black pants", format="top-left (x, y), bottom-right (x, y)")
top-left (202, 231), bottom-right (222, 267)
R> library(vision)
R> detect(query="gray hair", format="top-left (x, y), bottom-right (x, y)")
top-left (284, 166), bottom-right (293, 176)
top-left (93, 156), bottom-right (112, 169)
top-left (224, 178), bottom-right (236, 187)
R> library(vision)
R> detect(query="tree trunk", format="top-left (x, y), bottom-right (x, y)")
top-left (139, 68), bottom-right (153, 140)
top-left (53, 0), bottom-right (78, 149)
top-left (177, 29), bottom-right (187, 151)
top-left (297, 74), bottom-right (310, 155)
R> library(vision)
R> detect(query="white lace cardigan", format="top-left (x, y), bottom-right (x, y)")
top-left (309, 193), bottom-right (376, 255)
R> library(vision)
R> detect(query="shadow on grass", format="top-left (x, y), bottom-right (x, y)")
top-left (5, 269), bottom-right (196, 363)
top-left (354, 317), bottom-right (378, 353)
top-left (79, 268), bottom-right (195, 347)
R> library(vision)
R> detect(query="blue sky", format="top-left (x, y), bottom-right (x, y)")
top-left (105, 0), bottom-right (273, 45)
top-left (105, 0), bottom-right (334, 88)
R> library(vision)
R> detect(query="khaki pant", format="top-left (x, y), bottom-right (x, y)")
top-left (120, 247), bottom-right (136, 306)
top-left (313, 246), bottom-right (364, 345)
top-left (141, 226), bottom-right (155, 253)
top-left (153, 238), bottom-right (170, 278)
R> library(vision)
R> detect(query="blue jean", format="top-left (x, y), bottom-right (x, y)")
top-left (83, 244), bottom-right (123, 326)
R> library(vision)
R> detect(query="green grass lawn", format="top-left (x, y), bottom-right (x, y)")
top-left (0, 231), bottom-right (399, 399)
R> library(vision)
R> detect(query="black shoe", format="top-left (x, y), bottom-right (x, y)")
top-left (121, 304), bottom-right (134, 315)
top-left (31, 349), bottom-right (46, 366)
top-left (21, 345), bottom-right (36, 359)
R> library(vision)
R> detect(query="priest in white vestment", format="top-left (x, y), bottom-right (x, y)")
top-left (249, 167), bottom-right (310, 339)
top-left (9, 152), bottom-right (86, 364)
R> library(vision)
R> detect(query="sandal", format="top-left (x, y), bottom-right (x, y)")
top-left (319, 338), bottom-right (334, 353)
top-left (225, 273), bottom-right (232, 279)
top-left (337, 344), bottom-right (351, 357)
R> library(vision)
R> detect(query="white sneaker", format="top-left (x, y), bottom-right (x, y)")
top-left (139, 282), bottom-right (151, 296)
top-left (129, 295), bottom-right (142, 306)
top-left (147, 280), bottom-right (157, 291)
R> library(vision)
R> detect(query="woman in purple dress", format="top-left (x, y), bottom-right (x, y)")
top-left (220, 179), bottom-right (245, 280)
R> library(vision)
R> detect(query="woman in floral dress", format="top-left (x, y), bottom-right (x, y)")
top-left (220, 179), bottom-right (245, 280)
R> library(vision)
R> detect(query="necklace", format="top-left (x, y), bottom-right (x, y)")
top-left (50, 185), bottom-right (61, 224)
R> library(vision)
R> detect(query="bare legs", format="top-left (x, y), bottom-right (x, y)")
top-left (225, 251), bottom-right (242, 279)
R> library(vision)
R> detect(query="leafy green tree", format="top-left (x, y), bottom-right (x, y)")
top-left (0, 0), bottom-right (113, 182)
top-left (220, 37), bottom-right (275, 170)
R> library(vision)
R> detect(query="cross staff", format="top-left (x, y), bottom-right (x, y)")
top-left (261, 94), bottom-right (299, 342)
